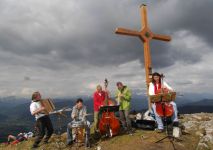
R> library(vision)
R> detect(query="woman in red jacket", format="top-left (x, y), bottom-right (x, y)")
top-left (93, 85), bottom-right (106, 133)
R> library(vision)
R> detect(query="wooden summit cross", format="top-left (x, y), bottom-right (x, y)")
top-left (115, 4), bottom-right (171, 109)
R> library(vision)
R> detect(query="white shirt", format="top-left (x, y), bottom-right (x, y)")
top-left (22, 132), bottom-right (34, 139)
top-left (30, 101), bottom-right (46, 120)
top-left (149, 81), bottom-right (173, 96)
top-left (71, 105), bottom-right (87, 121)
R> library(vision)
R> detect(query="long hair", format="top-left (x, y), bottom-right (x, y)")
top-left (151, 72), bottom-right (161, 84)
top-left (31, 91), bottom-right (41, 101)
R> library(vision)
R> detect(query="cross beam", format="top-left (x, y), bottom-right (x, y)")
top-left (115, 4), bottom-right (171, 110)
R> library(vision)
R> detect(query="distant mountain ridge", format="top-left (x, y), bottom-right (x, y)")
top-left (178, 99), bottom-right (213, 114)
top-left (189, 99), bottom-right (213, 106)
top-left (0, 97), bottom-right (212, 142)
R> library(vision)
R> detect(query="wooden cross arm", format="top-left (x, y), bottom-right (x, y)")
top-left (115, 28), bottom-right (141, 37)
top-left (152, 33), bottom-right (171, 41)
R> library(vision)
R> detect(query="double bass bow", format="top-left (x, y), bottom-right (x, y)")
top-left (98, 79), bottom-right (120, 137)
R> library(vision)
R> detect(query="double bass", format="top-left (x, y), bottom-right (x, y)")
top-left (154, 76), bottom-right (174, 117)
top-left (98, 79), bottom-right (120, 137)
top-left (102, 79), bottom-right (115, 106)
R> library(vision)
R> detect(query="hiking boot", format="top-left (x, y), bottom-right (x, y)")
top-left (31, 144), bottom-right (39, 149)
top-left (127, 130), bottom-right (133, 136)
top-left (66, 141), bottom-right (73, 146)
top-left (95, 130), bottom-right (100, 135)
top-left (127, 129), bottom-right (134, 135)
top-left (86, 142), bottom-right (91, 148)
top-left (120, 127), bottom-right (128, 134)
top-left (173, 121), bottom-right (179, 127)
top-left (156, 129), bottom-right (164, 133)
top-left (94, 131), bottom-right (101, 139)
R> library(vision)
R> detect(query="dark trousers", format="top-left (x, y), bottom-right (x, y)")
top-left (33, 115), bottom-right (54, 146)
top-left (119, 110), bottom-right (132, 130)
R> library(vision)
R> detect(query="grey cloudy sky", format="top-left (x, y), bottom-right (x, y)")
top-left (0, 0), bottom-right (213, 99)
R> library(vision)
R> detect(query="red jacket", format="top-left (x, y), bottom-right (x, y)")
top-left (93, 91), bottom-right (106, 112)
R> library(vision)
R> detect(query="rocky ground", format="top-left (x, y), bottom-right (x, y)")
top-left (181, 113), bottom-right (213, 150)
top-left (1, 113), bottom-right (212, 150)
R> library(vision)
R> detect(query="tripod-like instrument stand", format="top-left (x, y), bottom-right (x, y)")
top-left (155, 102), bottom-right (181, 149)
top-left (49, 107), bottom-right (71, 149)
top-left (155, 75), bottom-right (181, 150)
top-left (55, 112), bottom-right (67, 150)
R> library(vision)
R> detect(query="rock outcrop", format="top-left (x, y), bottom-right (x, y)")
top-left (182, 113), bottom-right (213, 150)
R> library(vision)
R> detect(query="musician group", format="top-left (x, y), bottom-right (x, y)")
top-left (29, 72), bottom-right (179, 148)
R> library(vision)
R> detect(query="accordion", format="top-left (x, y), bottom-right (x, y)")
top-left (40, 99), bottom-right (55, 114)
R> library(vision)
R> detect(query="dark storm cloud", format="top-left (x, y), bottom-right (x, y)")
top-left (0, 0), bottom-right (212, 70)
top-left (112, 73), bottom-right (137, 79)
top-left (168, 0), bottom-right (213, 45)
top-left (24, 76), bottom-right (30, 81)
top-left (173, 80), bottom-right (193, 86)
top-left (145, 0), bottom-right (213, 68)
top-left (148, 41), bottom-right (201, 68)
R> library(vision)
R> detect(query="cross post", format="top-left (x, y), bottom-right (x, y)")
top-left (115, 4), bottom-right (171, 110)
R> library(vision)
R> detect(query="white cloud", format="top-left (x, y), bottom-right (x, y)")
top-left (21, 88), bottom-right (35, 96)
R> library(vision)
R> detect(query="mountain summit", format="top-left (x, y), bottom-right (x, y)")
top-left (1, 113), bottom-right (212, 150)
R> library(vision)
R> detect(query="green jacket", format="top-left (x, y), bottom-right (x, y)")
top-left (115, 86), bottom-right (132, 110)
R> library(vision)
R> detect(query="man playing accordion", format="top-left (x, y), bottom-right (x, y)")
top-left (30, 92), bottom-right (54, 148)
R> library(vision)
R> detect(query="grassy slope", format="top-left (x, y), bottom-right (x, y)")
top-left (0, 129), bottom-right (200, 150)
